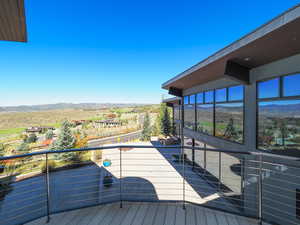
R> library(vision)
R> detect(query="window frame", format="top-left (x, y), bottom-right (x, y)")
top-left (256, 72), bottom-right (300, 151)
top-left (183, 95), bottom-right (196, 130)
top-left (195, 85), bottom-right (245, 144)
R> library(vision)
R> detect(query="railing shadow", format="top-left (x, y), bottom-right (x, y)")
top-left (150, 140), bottom-right (243, 213)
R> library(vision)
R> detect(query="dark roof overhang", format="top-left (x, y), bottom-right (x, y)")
top-left (162, 4), bottom-right (300, 90)
top-left (0, 0), bottom-right (27, 42)
top-left (163, 97), bottom-right (181, 106)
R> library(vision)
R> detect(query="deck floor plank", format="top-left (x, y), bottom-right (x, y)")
top-left (204, 208), bottom-right (218, 225)
top-left (100, 203), bottom-right (121, 225)
top-left (164, 204), bottom-right (177, 225)
top-left (195, 206), bottom-right (207, 225)
top-left (109, 204), bottom-right (131, 225)
top-left (88, 204), bottom-right (115, 225)
top-left (142, 203), bottom-right (158, 225)
top-left (120, 203), bottom-right (141, 225)
top-left (222, 213), bottom-right (239, 225)
top-left (152, 203), bottom-right (168, 225)
top-left (131, 203), bottom-right (150, 225)
top-left (186, 205), bottom-right (196, 225)
top-left (214, 211), bottom-right (229, 225)
top-left (75, 206), bottom-right (102, 225)
top-left (175, 205), bottom-right (185, 225)
top-left (24, 202), bottom-right (259, 225)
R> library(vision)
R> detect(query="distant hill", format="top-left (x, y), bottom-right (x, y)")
top-left (0, 103), bottom-right (148, 112)
top-left (259, 103), bottom-right (300, 115)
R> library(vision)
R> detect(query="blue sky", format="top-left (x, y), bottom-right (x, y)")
top-left (0, 0), bottom-right (299, 106)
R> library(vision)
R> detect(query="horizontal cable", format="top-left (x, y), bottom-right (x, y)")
top-left (262, 211), bottom-right (299, 225)
top-left (3, 206), bottom-right (46, 222)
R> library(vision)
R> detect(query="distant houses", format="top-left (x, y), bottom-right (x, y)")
top-left (72, 120), bottom-right (92, 126)
top-left (94, 120), bottom-right (123, 128)
top-left (25, 126), bottom-right (55, 134)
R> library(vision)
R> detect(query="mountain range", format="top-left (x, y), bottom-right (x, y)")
top-left (0, 103), bottom-right (148, 112)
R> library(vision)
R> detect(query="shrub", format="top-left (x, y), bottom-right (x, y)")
top-left (45, 130), bottom-right (54, 140)
top-left (26, 133), bottom-right (38, 143)
top-left (16, 142), bottom-right (29, 153)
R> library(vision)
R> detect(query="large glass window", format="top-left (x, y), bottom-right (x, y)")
top-left (196, 93), bottom-right (204, 104)
top-left (215, 103), bottom-right (244, 143)
top-left (184, 104), bottom-right (195, 130)
top-left (196, 85), bottom-right (244, 143)
top-left (184, 96), bottom-right (189, 105)
top-left (258, 100), bottom-right (300, 154)
top-left (184, 95), bottom-right (195, 130)
top-left (228, 85), bottom-right (244, 101)
top-left (258, 78), bottom-right (279, 99)
top-left (258, 73), bottom-right (300, 156)
top-left (190, 95), bottom-right (196, 104)
top-left (197, 104), bottom-right (214, 135)
top-left (215, 88), bottom-right (226, 102)
top-left (283, 73), bottom-right (300, 97)
top-left (174, 105), bottom-right (180, 121)
top-left (205, 91), bottom-right (214, 103)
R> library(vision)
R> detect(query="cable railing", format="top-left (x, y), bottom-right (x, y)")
top-left (0, 144), bottom-right (299, 225)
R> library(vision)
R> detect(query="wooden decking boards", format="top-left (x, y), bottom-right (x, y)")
top-left (25, 202), bottom-right (260, 225)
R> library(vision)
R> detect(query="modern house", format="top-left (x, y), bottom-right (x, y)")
top-left (1, 2), bottom-right (300, 225)
top-left (163, 4), bottom-right (300, 225)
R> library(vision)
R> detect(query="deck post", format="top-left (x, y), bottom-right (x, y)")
top-left (181, 96), bottom-right (186, 210)
top-left (218, 152), bottom-right (222, 191)
top-left (258, 154), bottom-right (263, 225)
top-left (45, 153), bottom-right (51, 223)
top-left (119, 147), bottom-right (123, 208)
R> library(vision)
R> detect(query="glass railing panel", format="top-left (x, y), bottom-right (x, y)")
top-left (0, 155), bottom-right (47, 225)
top-left (48, 150), bottom-right (104, 213)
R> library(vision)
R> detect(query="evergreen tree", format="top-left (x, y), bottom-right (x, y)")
top-left (51, 121), bottom-right (76, 160)
top-left (160, 104), bottom-right (171, 137)
top-left (0, 143), bottom-right (5, 157)
top-left (26, 133), bottom-right (38, 143)
top-left (224, 118), bottom-right (238, 139)
top-left (141, 113), bottom-right (151, 141)
top-left (16, 142), bottom-right (30, 153)
top-left (45, 130), bottom-right (54, 140)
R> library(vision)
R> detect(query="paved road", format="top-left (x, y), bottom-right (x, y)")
top-left (88, 130), bottom-right (142, 147)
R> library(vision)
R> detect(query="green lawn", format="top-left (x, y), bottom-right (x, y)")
top-left (0, 127), bottom-right (25, 136)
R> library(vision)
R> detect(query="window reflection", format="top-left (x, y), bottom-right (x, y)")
top-left (258, 100), bottom-right (300, 155)
top-left (184, 104), bottom-right (195, 130)
top-left (258, 78), bottom-right (279, 99)
top-left (283, 74), bottom-right (300, 97)
top-left (215, 88), bottom-right (227, 102)
top-left (228, 85), bottom-right (244, 101)
top-left (215, 103), bottom-right (244, 143)
top-left (190, 95), bottom-right (196, 104)
top-left (205, 91), bottom-right (214, 103)
top-left (184, 96), bottom-right (189, 105)
top-left (197, 93), bottom-right (204, 104)
top-left (197, 104), bottom-right (214, 135)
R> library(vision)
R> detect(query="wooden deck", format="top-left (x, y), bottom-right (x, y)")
top-left (26, 202), bottom-right (260, 225)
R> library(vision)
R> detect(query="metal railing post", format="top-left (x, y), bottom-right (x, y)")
top-left (258, 154), bottom-right (263, 225)
top-left (119, 148), bottom-right (123, 208)
top-left (182, 146), bottom-right (186, 210)
top-left (45, 153), bottom-right (50, 223)
top-left (204, 144), bottom-right (207, 177)
top-left (218, 152), bottom-right (221, 192)
top-left (192, 139), bottom-right (195, 170)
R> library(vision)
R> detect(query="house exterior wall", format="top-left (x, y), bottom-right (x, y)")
top-left (177, 53), bottom-right (300, 224)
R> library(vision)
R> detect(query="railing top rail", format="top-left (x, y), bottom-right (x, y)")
top-left (0, 144), bottom-right (251, 161)
top-left (1, 144), bottom-right (300, 161)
